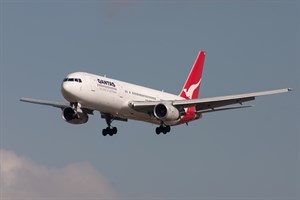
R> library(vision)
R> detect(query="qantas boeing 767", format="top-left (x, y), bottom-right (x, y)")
top-left (20, 51), bottom-right (291, 136)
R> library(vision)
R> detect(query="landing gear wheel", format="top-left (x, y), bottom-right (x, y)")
top-left (101, 114), bottom-right (118, 136)
top-left (108, 131), bottom-right (114, 136)
top-left (102, 129), bottom-right (107, 136)
top-left (156, 127), bottom-right (161, 135)
top-left (166, 126), bottom-right (171, 133)
top-left (112, 127), bottom-right (117, 135)
top-left (102, 127), bottom-right (117, 136)
top-left (155, 125), bottom-right (171, 135)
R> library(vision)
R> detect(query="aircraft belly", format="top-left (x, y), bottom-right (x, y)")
top-left (118, 108), bottom-right (180, 126)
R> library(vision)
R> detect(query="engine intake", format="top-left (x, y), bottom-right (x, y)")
top-left (62, 107), bottom-right (88, 124)
top-left (153, 103), bottom-right (180, 121)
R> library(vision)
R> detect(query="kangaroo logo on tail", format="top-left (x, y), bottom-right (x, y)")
top-left (183, 79), bottom-right (201, 99)
top-left (179, 51), bottom-right (205, 100)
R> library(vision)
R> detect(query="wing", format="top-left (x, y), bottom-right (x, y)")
top-left (129, 88), bottom-right (291, 114)
top-left (20, 97), bottom-right (69, 109)
top-left (20, 97), bottom-right (94, 114)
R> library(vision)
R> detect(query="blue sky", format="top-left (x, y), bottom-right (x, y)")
top-left (0, 1), bottom-right (299, 199)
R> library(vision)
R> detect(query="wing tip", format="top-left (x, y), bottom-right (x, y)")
top-left (20, 97), bottom-right (29, 102)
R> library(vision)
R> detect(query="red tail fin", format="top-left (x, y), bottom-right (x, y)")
top-left (179, 51), bottom-right (206, 99)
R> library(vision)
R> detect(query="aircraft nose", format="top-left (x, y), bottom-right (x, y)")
top-left (61, 82), bottom-right (69, 95)
top-left (61, 82), bottom-right (68, 93)
top-left (61, 82), bottom-right (76, 102)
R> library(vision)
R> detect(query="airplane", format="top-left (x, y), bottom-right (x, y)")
top-left (20, 51), bottom-right (291, 136)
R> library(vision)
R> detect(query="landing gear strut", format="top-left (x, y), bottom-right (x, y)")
top-left (70, 102), bottom-right (81, 118)
top-left (102, 115), bottom-right (117, 136)
top-left (155, 125), bottom-right (171, 135)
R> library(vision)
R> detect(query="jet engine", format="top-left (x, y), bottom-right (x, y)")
top-left (62, 107), bottom-right (88, 124)
top-left (153, 103), bottom-right (180, 121)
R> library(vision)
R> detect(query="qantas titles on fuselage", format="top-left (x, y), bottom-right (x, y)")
top-left (20, 51), bottom-right (291, 136)
top-left (97, 79), bottom-right (116, 88)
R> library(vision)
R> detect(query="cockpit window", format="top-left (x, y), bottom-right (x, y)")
top-left (63, 78), bottom-right (82, 83)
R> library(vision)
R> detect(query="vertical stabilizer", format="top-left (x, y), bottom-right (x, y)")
top-left (179, 51), bottom-right (206, 99)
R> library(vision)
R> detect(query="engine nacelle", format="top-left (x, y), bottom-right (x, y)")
top-left (62, 107), bottom-right (88, 124)
top-left (153, 103), bottom-right (180, 121)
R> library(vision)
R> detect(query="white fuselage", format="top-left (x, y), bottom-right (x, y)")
top-left (61, 72), bottom-right (184, 125)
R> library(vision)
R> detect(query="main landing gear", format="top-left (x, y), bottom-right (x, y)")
top-left (102, 127), bottom-right (117, 136)
top-left (102, 116), bottom-right (117, 136)
top-left (155, 125), bottom-right (171, 135)
top-left (100, 114), bottom-right (171, 136)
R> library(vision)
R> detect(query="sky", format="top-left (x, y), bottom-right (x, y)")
top-left (0, 0), bottom-right (299, 200)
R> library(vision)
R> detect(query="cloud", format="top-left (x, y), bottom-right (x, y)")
top-left (0, 149), bottom-right (120, 200)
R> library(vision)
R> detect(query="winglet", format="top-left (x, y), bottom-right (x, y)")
top-left (179, 51), bottom-right (206, 99)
